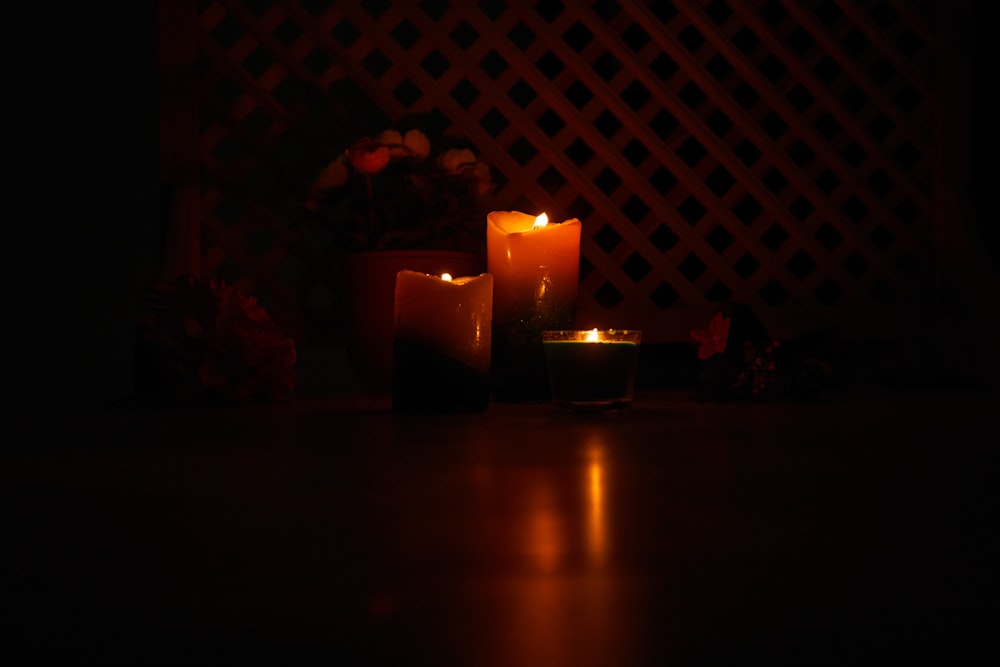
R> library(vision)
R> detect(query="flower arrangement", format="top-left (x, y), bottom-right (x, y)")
top-left (690, 301), bottom-right (833, 401)
top-left (305, 124), bottom-right (495, 254)
top-left (138, 275), bottom-right (297, 406)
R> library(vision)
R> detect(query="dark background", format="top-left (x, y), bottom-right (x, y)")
top-left (16, 1), bottom-right (991, 409)
top-left (17, 3), bottom-right (159, 408)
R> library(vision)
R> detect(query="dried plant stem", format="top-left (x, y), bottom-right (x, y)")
top-left (365, 175), bottom-right (379, 246)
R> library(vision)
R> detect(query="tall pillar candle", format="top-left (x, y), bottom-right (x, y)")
top-left (392, 270), bottom-right (493, 413)
top-left (486, 210), bottom-right (581, 402)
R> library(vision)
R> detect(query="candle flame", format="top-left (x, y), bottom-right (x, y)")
top-left (532, 213), bottom-right (549, 229)
top-left (440, 273), bottom-right (453, 281)
top-left (585, 328), bottom-right (599, 342)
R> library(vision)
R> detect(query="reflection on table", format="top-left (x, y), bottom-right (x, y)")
top-left (8, 390), bottom-right (996, 664)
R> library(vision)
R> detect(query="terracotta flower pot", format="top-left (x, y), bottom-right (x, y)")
top-left (343, 250), bottom-right (483, 391)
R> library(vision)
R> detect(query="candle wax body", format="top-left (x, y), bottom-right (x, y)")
top-left (487, 211), bottom-right (582, 402)
top-left (393, 270), bottom-right (493, 413)
top-left (543, 331), bottom-right (641, 410)
top-left (487, 211), bottom-right (582, 323)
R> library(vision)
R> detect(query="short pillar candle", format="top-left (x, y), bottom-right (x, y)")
top-left (392, 270), bottom-right (493, 413)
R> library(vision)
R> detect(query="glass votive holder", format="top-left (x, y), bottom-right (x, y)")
top-left (542, 329), bottom-right (642, 411)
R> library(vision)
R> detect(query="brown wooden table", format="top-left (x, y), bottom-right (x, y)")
top-left (8, 390), bottom-right (997, 665)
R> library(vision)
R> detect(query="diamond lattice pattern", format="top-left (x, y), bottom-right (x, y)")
top-left (191, 0), bottom-right (939, 342)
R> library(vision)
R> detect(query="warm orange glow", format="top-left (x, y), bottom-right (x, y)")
top-left (532, 212), bottom-right (549, 229)
top-left (585, 441), bottom-right (607, 566)
top-left (527, 507), bottom-right (561, 574)
top-left (585, 328), bottom-right (600, 342)
top-left (498, 444), bottom-right (626, 667)
top-left (440, 272), bottom-right (453, 281)
top-left (522, 471), bottom-right (564, 575)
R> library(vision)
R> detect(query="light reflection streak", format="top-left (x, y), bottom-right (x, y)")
top-left (585, 438), bottom-right (608, 568)
top-left (525, 477), bottom-right (562, 574)
top-left (508, 438), bottom-right (618, 664)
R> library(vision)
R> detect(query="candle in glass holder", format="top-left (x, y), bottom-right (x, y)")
top-left (392, 270), bottom-right (493, 413)
top-left (542, 329), bottom-right (642, 411)
top-left (487, 210), bottom-right (581, 402)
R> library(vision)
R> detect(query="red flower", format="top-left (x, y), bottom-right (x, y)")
top-left (345, 137), bottom-right (390, 175)
top-left (308, 125), bottom-right (496, 254)
top-left (141, 275), bottom-right (297, 405)
top-left (690, 312), bottom-right (731, 360)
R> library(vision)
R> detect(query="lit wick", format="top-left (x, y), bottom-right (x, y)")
top-left (441, 273), bottom-right (453, 281)
top-left (585, 328), bottom-right (599, 342)
top-left (531, 213), bottom-right (549, 229)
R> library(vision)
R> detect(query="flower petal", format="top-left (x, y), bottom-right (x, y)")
top-left (347, 138), bottom-right (391, 174)
top-left (315, 157), bottom-right (349, 189)
top-left (690, 312), bottom-right (731, 360)
top-left (403, 129), bottom-right (430, 159)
